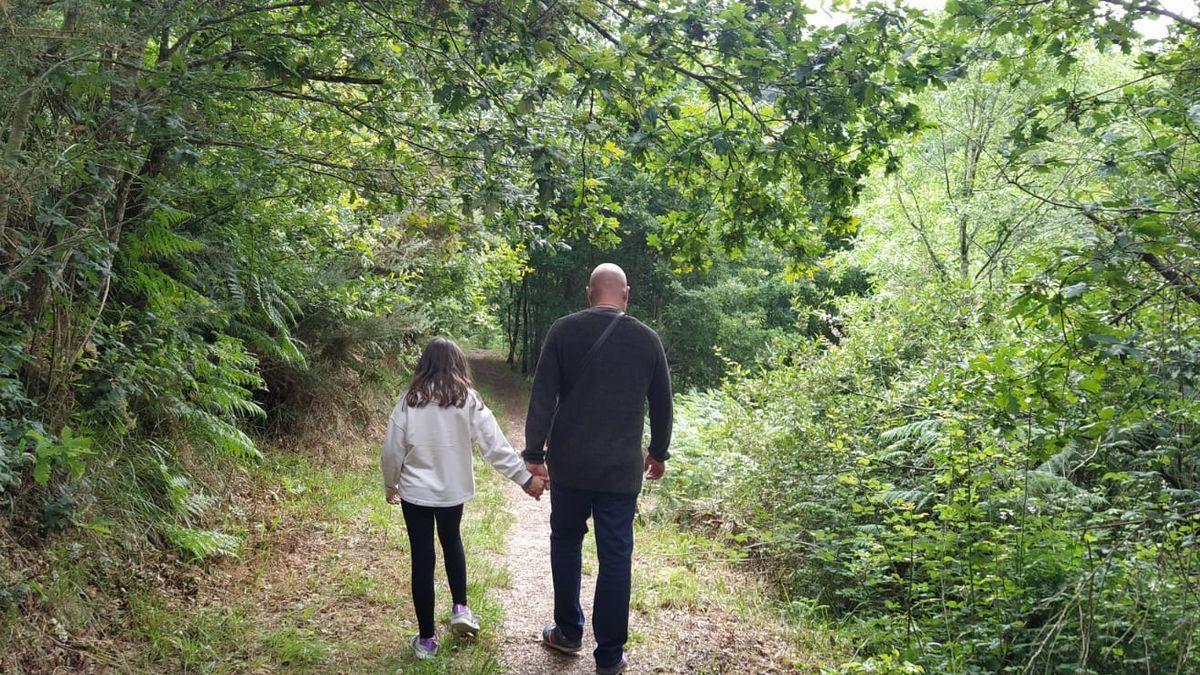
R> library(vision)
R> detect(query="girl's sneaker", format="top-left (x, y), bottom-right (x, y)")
top-left (411, 635), bottom-right (438, 659)
top-left (450, 604), bottom-right (480, 637)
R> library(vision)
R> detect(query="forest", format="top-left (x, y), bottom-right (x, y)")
top-left (2, 0), bottom-right (1199, 672)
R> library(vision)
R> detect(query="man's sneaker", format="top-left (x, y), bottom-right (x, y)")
top-left (541, 623), bottom-right (583, 654)
top-left (596, 653), bottom-right (628, 674)
top-left (450, 604), bottom-right (480, 637)
top-left (411, 635), bottom-right (438, 660)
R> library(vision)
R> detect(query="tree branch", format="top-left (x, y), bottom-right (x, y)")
top-left (1004, 176), bottom-right (1200, 306)
top-left (305, 73), bottom-right (385, 85)
top-left (1099, 0), bottom-right (1200, 31)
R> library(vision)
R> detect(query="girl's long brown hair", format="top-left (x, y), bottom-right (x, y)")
top-left (405, 338), bottom-right (473, 408)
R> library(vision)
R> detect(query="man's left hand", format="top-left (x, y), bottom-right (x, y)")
top-left (644, 456), bottom-right (665, 480)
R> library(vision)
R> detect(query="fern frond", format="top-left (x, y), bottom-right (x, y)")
top-left (229, 322), bottom-right (303, 366)
top-left (186, 409), bottom-right (262, 460)
top-left (164, 525), bottom-right (240, 562)
top-left (879, 419), bottom-right (942, 452)
top-left (125, 207), bottom-right (203, 264)
top-left (1036, 446), bottom-right (1076, 477)
top-left (204, 383), bottom-right (267, 417)
top-left (121, 262), bottom-right (207, 314)
top-left (274, 335), bottom-right (306, 365)
top-left (879, 488), bottom-right (935, 510)
top-left (158, 464), bottom-right (216, 519)
top-left (225, 267), bottom-right (246, 305)
top-left (259, 276), bottom-right (300, 328)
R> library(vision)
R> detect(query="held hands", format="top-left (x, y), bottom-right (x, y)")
top-left (525, 461), bottom-right (549, 482)
top-left (522, 461), bottom-right (548, 500)
top-left (524, 461), bottom-right (549, 499)
top-left (644, 455), bottom-right (666, 481)
top-left (523, 475), bottom-right (547, 500)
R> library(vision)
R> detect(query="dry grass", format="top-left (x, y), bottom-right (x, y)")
top-left (264, 362), bottom-right (401, 465)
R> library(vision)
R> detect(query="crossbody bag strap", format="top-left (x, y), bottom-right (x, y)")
top-left (546, 311), bottom-right (625, 443)
top-left (574, 311), bottom-right (625, 381)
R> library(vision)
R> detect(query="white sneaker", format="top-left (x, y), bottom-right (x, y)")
top-left (411, 635), bottom-right (438, 659)
top-left (450, 605), bottom-right (480, 637)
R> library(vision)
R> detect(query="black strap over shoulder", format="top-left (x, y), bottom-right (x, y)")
top-left (574, 311), bottom-right (625, 380)
top-left (546, 310), bottom-right (625, 443)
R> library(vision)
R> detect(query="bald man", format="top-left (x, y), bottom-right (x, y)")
top-left (523, 262), bottom-right (673, 675)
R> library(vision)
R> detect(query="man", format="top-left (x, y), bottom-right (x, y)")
top-left (523, 262), bottom-right (673, 675)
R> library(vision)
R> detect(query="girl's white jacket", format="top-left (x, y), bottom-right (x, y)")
top-left (381, 390), bottom-right (532, 507)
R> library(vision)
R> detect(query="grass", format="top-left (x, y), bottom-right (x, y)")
top-left (630, 517), bottom-right (741, 613)
top-left (631, 503), bottom-right (851, 671)
top-left (125, 445), bottom-right (514, 674)
top-left (4, 352), bottom-right (847, 673)
top-left (133, 599), bottom-right (255, 667)
top-left (265, 626), bottom-right (332, 668)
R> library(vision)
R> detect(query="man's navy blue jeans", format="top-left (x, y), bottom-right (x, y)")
top-left (550, 482), bottom-right (637, 669)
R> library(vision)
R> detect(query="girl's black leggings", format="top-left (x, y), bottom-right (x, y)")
top-left (400, 500), bottom-right (467, 638)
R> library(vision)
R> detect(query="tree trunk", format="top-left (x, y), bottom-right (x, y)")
top-left (505, 282), bottom-right (517, 365)
top-left (958, 215), bottom-right (970, 282)
top-left (1, 9), bottom-right (79, 231)
top-left (520, 276), bottom-right (530, 373)
top-left (2, 88), bottom-right (34, 163)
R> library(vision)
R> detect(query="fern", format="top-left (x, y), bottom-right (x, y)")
top-left (221, 269), bottom-right (308, 366)
top-left (879, 488), bottom-right (935, 510)
top-left (132, 207), bottom-right (203, 258)
top-left (1036, 445), bottom-right (1080, 477)
top-left (122, 262), bottom-right (207, 314)
top-left (232, 322), bottom-right (307, 365)
top-left (252, 274), bottom-right (299, 332)
top-left (158, 463), bottom-right (216, 519)
top-left (163, 525), bottom-right (240, 563)
top-left (186, 409), bottom-right (261, 460)
top-left (194, 336), bottom-right (266, 416)
top-left (275, 335), bottom-right (305, 364)
top-left (878, 419), bottom-right (943, 453)
top-left (224, 266), bottom-right (246, 305)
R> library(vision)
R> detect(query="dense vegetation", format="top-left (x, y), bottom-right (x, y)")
top-left (662, 19), bottom-right (1200, 675)
top-left (3, 0), bottom-right (1199, 672)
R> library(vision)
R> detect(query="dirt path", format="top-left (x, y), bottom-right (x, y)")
top-left (470, 353), bottom-right (601, 675)
top-left (469, 351), bottom-right (813, 675)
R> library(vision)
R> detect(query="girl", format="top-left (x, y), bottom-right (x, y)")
top-left (382, 337), bottom-right (545, 660)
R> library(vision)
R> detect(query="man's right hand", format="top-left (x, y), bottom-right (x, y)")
top-left (523, 475), bottom-right (546, 500)
top-left (526, 461), bottom-right (549, 481)
top-left (644, 456), bottom-right (666, 480)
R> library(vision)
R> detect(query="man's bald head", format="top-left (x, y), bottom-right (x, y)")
top-left (587, 263), bottom-right (629, 310)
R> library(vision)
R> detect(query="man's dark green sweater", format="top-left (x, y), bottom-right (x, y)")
top-left (523, 307), bottom-right (673, 495)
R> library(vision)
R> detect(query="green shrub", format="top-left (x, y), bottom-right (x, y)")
top-left (27, 426), bottom-right (93, 485)
top-left (664, 287), bottom-right (1200, 673)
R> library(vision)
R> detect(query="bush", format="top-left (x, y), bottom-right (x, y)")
top-left (663, 286), bottom-right (1200, 673)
